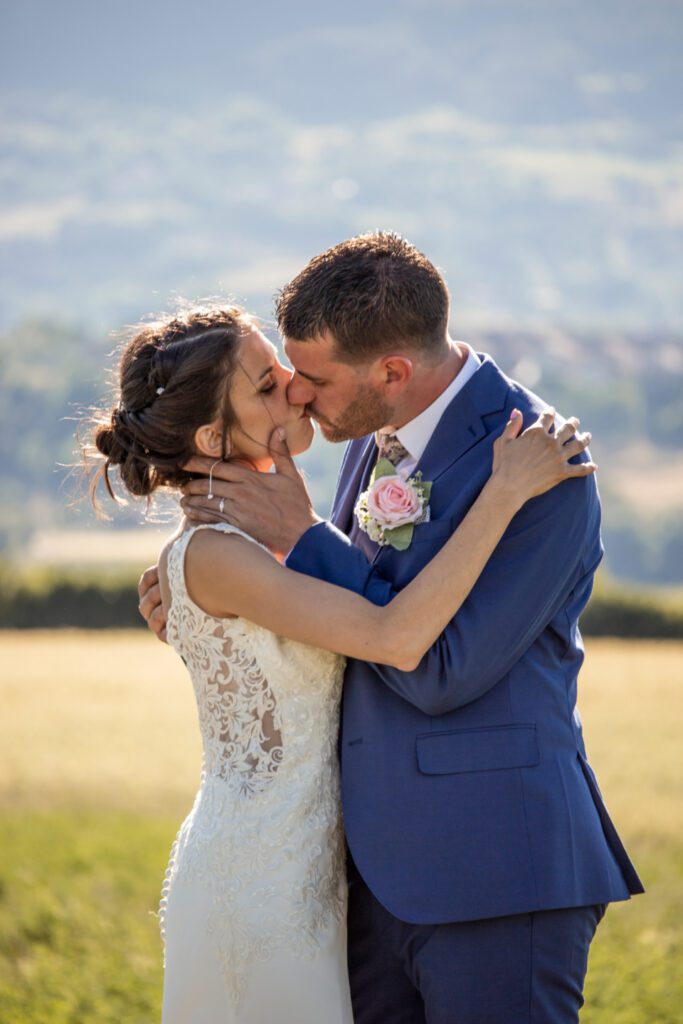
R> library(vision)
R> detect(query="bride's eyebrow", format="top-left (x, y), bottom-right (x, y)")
top-left (235, 359), bottom-right (273, 392)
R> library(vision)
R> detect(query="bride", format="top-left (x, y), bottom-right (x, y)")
top-left (88, 303), bottom-right (594, 1024)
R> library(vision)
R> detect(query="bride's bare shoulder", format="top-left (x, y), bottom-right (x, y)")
top-left (185, 525), bottom-right (270, 566)
top-left (157, 523), bottom-right (187, 580)
top-left (155, 531), bottom-right (176, 615)
top-left (183, 526), bottom-right (277, 619)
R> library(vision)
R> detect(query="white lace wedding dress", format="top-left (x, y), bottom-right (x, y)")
top-left (159, 523), bottom-right (353, 1024)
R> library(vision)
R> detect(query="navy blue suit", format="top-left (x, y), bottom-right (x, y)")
top-left (287, 353), bottom-right (642, 1022)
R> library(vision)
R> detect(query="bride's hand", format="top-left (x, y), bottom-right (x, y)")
top-left (491, 408), bottom-right (596, 508)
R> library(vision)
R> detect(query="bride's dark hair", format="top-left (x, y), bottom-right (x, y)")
top-left (86, 304), bottom-right (254, 510)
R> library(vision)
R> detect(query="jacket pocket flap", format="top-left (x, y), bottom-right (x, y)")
top-left (416, 725), bottom-right (539, 775)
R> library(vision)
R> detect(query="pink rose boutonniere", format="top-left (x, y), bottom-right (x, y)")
top-left (354, 458), bottom-right (432, 551)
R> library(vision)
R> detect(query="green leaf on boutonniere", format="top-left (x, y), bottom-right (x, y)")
top-left (372, 458), bottom-right (399, 481)
top-left (383, 523), bottom-right (415, 551)
top-left (419, 479), bottom-right (432, 503)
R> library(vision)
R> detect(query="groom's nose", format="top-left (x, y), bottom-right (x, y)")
top-left (287, 372), bottom-right (315, 407)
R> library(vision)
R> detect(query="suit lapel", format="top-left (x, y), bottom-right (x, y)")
top-left (416, 353), bottom-right (509, 484)
top-left (331, 435), bottom-right (377, 534)
top-left (367, 354), bottom-right (511, 568)
top-left (329, 441), bottom-right (356, 525)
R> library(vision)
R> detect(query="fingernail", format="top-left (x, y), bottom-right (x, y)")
top-left (510, 409), bottom-right (521, 419)
top-left (277, 427), bottom-right (286, 440)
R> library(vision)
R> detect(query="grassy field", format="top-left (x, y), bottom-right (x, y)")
top-left (0, 633), bottom-right (681, 1023)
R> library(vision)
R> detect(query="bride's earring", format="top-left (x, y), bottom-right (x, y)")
top-left (206, 432), bottom-right (231, 500)
top-left (207, 458), bottom-right (222, 502)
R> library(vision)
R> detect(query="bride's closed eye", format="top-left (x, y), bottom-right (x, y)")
top-left (259, 381), bottom-right (277, 395)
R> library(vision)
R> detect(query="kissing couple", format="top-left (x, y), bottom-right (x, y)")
top-left (91, 232), bottom-right (642, 1023)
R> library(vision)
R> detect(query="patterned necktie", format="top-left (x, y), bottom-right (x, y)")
top-left (376, 432), bottom-right (410, 468)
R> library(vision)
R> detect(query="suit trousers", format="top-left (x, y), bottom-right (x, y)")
top-left (347, 858), bottom-right (606, 1024)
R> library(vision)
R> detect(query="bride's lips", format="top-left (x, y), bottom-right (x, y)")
top-left (284, 410), bottom-right (312, 432)
top-left (304, 405), bottom-right (330, 425)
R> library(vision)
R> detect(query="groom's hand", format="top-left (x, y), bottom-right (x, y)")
top-left (180, 429), bottom-right (322, 555)
top-left (138, 565), bottom-right (168, 643)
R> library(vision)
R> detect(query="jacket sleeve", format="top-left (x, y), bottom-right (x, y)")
top-left (286, 474), bottom-right (603, 715)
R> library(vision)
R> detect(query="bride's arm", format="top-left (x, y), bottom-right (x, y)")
top-left (184, 411), bottom-right (595, 670)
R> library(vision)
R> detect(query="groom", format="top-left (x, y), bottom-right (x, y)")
top-left (140, 232), bottom-right (642, 1022)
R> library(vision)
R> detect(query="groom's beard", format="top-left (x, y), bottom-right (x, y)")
top-left (309, 383), bottom-right (393, 443)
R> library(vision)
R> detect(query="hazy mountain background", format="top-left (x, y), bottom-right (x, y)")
top-left (1, 0), bottom-right (681, 583)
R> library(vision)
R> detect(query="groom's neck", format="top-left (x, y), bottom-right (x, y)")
top-left (389, 340), bottom-right (468, 430)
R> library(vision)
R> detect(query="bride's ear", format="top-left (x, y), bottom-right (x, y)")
top-left (193, 420), bottom-right (224, 459)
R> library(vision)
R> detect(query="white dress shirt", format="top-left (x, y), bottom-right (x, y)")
top-left (378, 344), bottom-right (482, 477)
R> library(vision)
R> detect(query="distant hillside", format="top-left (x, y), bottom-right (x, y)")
top-left (2, 1), bottom-right (682, 330)
top-left (2, 319), bottom-right (681, 585)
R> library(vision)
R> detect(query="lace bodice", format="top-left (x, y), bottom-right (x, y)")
top-left (159, 522), bottom-right (346, 1003)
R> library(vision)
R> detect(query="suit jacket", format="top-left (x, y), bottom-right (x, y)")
top-left (286, 352), bottom-right (644, 924)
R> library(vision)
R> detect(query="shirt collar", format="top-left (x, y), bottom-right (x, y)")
top-left (389, 344), bottom-right (481, 465)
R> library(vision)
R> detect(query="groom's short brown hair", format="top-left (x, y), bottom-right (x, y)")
top-left (276, 232), bottom-right (450, 363)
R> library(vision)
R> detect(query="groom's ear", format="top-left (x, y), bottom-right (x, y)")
top-left (375, 354), bottom-right (414, 397)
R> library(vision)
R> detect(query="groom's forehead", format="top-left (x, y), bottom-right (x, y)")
top-left (284, 333), bottom-right (345, 376)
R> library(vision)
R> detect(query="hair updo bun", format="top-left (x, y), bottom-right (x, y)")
top-left (92, 408), bottom-right (156, 498)
top-left (94, 407), bottom-right (136, 464)
top-left (93, 419), bottom-right (120, 461)
top-left (85, 304), bottom-right (254, 512)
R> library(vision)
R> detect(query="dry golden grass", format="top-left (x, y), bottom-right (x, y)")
top-left (577, 638), bottom-right (683, 846)
top-left (0, 630), bottom-right (200, 815)
top-left (1, 631), bottom-right (680, 837)
top-left (1, 632), bottom-right (681, 1023)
